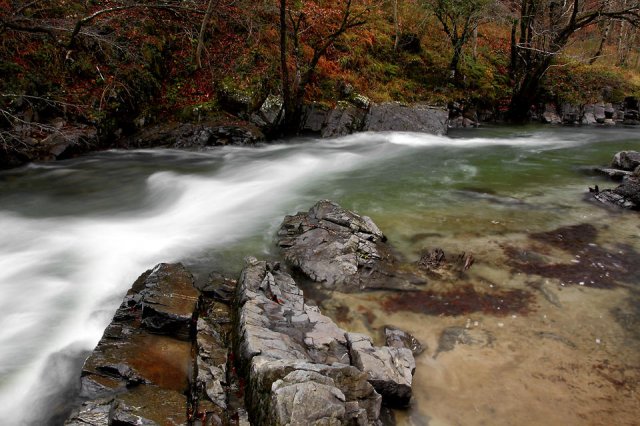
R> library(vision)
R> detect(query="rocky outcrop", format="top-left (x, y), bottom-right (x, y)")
top-left (122, 120), bottom-right (265, 150)
top-left (234, 258), bottom-right (416, 424)
top-left (66, 263), bottom-right (199, 425)
top-left (590, 151), bottom-right (640, 211)
top-left (277, 200), bottom-right (410, 292)
top-left (0, 124), bottom-right (99, 169)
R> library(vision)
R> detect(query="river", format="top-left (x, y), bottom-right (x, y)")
top-left (0, 127), bottom-right (639, 425)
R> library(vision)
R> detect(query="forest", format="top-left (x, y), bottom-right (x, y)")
top-left (1, 1), bottom-right (640, 158)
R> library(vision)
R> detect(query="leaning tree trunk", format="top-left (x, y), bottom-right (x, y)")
top-left (508, 59), bottom-right (551, 123)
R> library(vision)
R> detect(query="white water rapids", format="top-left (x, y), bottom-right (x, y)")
top-left (0, 128), bottom-right (635, 424)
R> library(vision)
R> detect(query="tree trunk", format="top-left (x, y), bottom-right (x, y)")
top-left (589, 21), bottom-right (611, 65)
top-left (508, 59), bottom-right (551, 122)
top-left (450, 40), bottom-right (463, 82)
top-left (195, 0), bottom-right (216, 69)
top-left (279, 0), bottom-right (292, 134)
top-left (393, 0), bottom-right (399, 52)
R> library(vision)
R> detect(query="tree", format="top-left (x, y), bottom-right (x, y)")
top-left (508, 0), bottom-right (640, 122)
top-left (279, 0), bottom-right (372, 134)
top-left (421, 0), bottom-right (492, 82)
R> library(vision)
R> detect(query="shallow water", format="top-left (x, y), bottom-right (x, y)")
top-left (0, 127), bottom-right (639, 425)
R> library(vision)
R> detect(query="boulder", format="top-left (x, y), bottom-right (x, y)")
top-left (541, 104), bottom-right (561, 124)
top-left (234, 258), bottom-right (415, 424)
top-left (594, 102), bottom-right (606, 123)
top-left (250, 94), bottom-right (284, 132)
top-left (582, 104), bottom-right (597, 125)
top-left (277, 200), bottom-right (405, 292)
top-left (364, 102), bottom-right (448, 134)
top-left (611, 151), bottom-right (640, 171)
top-left (301, 103), bottom-right (330, 133)
top-left (561, 103), bottom-right (580, 124)
top-left (321, 101), bottom-right (368, 138)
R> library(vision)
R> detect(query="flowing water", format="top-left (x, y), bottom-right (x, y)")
top-left (0, 127), bottom-right (639, 425)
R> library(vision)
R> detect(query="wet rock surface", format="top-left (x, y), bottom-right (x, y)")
top-left (277, 200), bottom-right (410, 292)
top-left (66, 263), bottom-right (198, 425)
top-left (235, 258), bottom-right (416, 424)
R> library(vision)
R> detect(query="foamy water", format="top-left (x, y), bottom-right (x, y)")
top-left (0, 128), bottom-right (638, 424)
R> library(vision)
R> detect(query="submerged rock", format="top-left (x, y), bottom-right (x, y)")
top-left (235, 258), bottom-right (415, 424)
top-left (434, 326), bottom-right (494, 358)
top-left (277, 200), bottom-right (408, 292)
top-left (384, 326), bottom-right (425, 356)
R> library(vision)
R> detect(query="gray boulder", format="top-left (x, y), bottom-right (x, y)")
top-left (541, 104), bottom-right (561, 124)
top-left (321, 102), bottom-right (368, 138)
top-left (582, 104), bottom-right (597, 124)
top-left (250, 94), bottom-right (284, 132)
top-left (594, 102), bottom-right (606, 123)
top-left (301, 103), bottom-right (330, 133)
top-left (277, 200), bottom-right (404, 292)
top-left (364, 102), bottom-right (448, 134)
top-left (611, 151), bottom-right (640, 171)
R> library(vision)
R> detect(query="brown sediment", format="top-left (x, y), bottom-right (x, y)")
top-left (381, 285), bottom-right (534, 316)
top-left (357, 305), bottom-right (377, 324)
top-left (504, 223), bottom-right (640, 288)
top-left (334, 304), bottom-right (351, 323)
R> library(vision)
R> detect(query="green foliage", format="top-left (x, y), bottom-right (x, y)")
top-left (543, 62), bottom-right (640, 105)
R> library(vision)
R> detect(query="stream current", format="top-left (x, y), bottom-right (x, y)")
top-left (0, 127), bottom-right (639, 425)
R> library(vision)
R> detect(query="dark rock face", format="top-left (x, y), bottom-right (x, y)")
top-left (595, 178), bottom-right (640, 210)
top-left (0, 125), bottom-right (99, 170)
top-left (66, 263), bottom-right (199, 425)
top-left (235, 258), bottom-right (416, 424)
top-left (124, 121), bottom-right (265, 149)
top-left (277, 200), bottom-right (405, 292)
top-left (364, 102), bottom-right (448, 134)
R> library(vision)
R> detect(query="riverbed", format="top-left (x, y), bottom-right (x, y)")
top-left (0, 127), bottom-right (638, 425)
